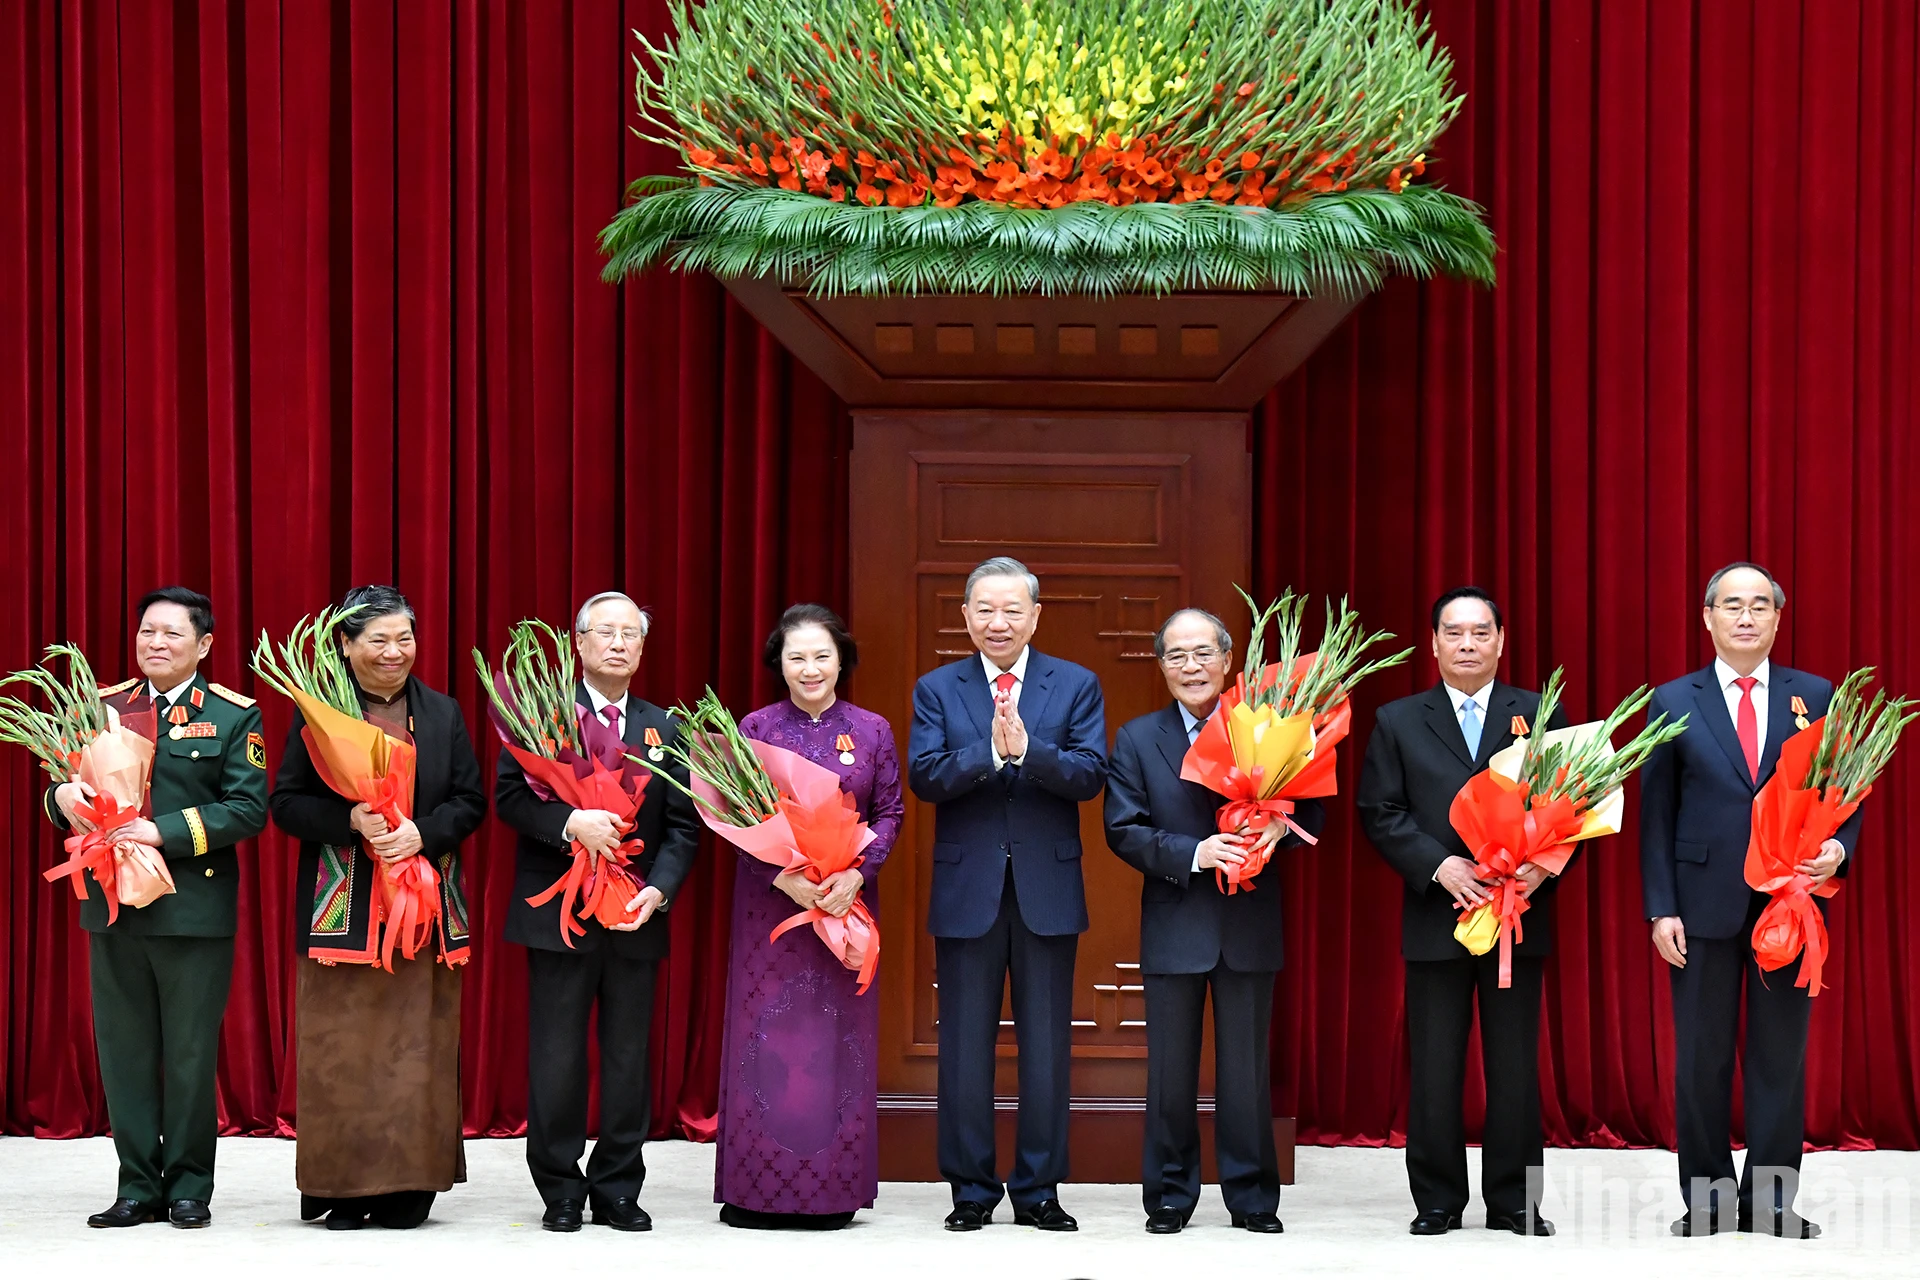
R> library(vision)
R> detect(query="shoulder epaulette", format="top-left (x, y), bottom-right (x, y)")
top-left (208, 682), bottom-right (256, 709)
top-left (97, 678), bottom-right (139, 697)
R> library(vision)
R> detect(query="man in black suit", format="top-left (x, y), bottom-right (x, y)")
top-left (1357, 586), bottom-right (1567, 1237)
top-left (496, 591), bottom-right (701, 1233)
top-left (1104, 607), bottom-right (1323, 1236)
top-left (1641, 562), bottom-right (1862, 1238)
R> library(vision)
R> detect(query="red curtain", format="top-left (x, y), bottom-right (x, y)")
top-left (3, 0), bottom-right (1917, 1153)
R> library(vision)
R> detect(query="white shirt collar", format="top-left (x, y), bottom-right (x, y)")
top-left (1715, 657), bottom-right (1771, 690)
top-left (1176, 702), bottom-right (1211, 737)
top-left (1443, 679), bottom-right (1496, 715)
top-left (149, 676), bottom-right (195, 703)
top-left (583, 684), bottom-right (631, 719)
top-left (981, 646), bottom-right (1031, 685)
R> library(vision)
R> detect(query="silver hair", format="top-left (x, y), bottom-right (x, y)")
top-left (1152, 608), bottom-right (1233, 659)
top-left (964, 556), bottom-right (1040, 606)
top-left (1703, 562), bottom-right (1786, 610)
top-left (574, 591), bottom-right (650, 635)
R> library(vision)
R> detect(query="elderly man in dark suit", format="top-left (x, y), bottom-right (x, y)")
top-left (1641, 562), bottom-right (1863, 1239)
top-left (1357, 586), bottom-right (1567, 1238)
top-left (496, 591), bottom-right (701, 1234)
top-left (908, 555), bottom-right (1107, 1233)
top-left (1104, 607), bottom-right (1324, 1236)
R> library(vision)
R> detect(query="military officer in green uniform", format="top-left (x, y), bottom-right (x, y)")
top-left (45, 586), bottom-right (268, 1229)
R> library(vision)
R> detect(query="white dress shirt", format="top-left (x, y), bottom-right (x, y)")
top-left (583, 684), bottom-right (631, 738)
top-left (1433, 680), bottom-right (1495, 881)
top-left (1180, 701), bottom-right (1211, 873)
top-left (984, 646), bottom-right (1031, 769)
top-left (1714, 657), bottom-right (1770, 757)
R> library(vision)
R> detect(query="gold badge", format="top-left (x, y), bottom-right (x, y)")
top-left (169, 726), bottom-right (185, 741)
top-left (246, 731), bottom-right (267, 769)
top-left (1791, 694), bottom-right (1810, 731)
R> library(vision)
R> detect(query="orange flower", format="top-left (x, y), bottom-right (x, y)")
top-left (1240, 150), bottom-right (1262, 170)
top-left (854, 181), bottom-right (883, 205)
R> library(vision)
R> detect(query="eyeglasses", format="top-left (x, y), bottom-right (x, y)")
top-left (1713, 602), bottom-right (1775, 620)
top-left (1159, 647), bottom-right (1223, 668)
top-left (585, 626), bottom-right (645, 643)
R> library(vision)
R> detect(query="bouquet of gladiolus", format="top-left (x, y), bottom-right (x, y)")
top-left (1449, 670), bottom-right (1688, 986)
top-left (646, 689), bottom-right (879, 993)
top-left (253, 607), bottom-right (436, 971)
top-left (0, 644), bottom-right (172, 920)
top-left (473, 620), bottom-right (651, 946)
top-left (1745, 668), bottom-right (1913, 995)
top-left (1180, 587), bottom-right (1411, 893)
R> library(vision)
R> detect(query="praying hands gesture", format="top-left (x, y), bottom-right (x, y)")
top-left (992, 691), bottom-right (1028, 763)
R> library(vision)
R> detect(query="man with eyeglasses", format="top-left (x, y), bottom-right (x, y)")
top-left (1640, 562), bottom-right (1862, 1239)
top-left (1103, 608), bottom-right (1323, 1235)
top-left (496, 591), bottom-right (701, 1233)
top-left (1356, 586), bottom-right (1567, 1238)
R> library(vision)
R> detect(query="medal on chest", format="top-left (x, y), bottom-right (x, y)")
top-left (835, 732), bottom-right (856, 765)
top-left (1791, 694), bottom-right (1810, 731)
top-left (644, 725), bottom-right (665, 761)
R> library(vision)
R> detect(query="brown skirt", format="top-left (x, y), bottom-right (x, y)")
top-left (295, 954), bottom-right (466, 1197)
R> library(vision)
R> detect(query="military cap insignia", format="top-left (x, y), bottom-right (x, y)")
top-left (97, 678), bottom-right (139, 697)
top-left (247, 731), bottom-right (267, 769)
top-left (209, 682), bottom-right (256, 708)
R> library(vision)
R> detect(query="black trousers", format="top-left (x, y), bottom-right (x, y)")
top-left (1404, 954), bottom-right (1543, 1217)
top-left (525, 946), bottom-right (657, 1208)
top-left (89, 932), bottom-right (234, 1205)
top-left (933, 868), bottom-right (1078, 1212)
top-left (1142, 963), bottom-right (1278, 1217)
top-left (1670, 898), bottom-right (1812, 1216)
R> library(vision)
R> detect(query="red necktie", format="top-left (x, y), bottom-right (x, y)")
top-left (1734, 676), bottom-right (1760, 781)
top-left (993, 672), bottom-right (1016, 699)
top-left (602, 704), bottom-right (621, 734)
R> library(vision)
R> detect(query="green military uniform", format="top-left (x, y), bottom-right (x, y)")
top-left (43, 670), bottom-right (268, 1207)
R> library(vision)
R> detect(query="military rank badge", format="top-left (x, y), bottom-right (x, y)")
top-left (644, 725), bottom-right (665, 762)
top-left (836, 732), bottom-right (856, 765)
top-left (247, 731), bottom-right (267, 768)
top-left (1791, 694), bottom-right (1810, 731)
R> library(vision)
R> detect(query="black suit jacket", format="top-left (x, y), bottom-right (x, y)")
top-left (1356, 681), bottom-right (1568, 962)
top-left (1639, 663), bottom-right (1863, 939)
top-left (1104, 702), bottom-right (1324, 974)
top-left (495, 685), bottom-right (701, 959)
top-left (270, 675), bottom-right (488, 956)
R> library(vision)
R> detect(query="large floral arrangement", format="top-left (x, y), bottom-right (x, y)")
top-left (599, 0), bottom-right (1496, 295)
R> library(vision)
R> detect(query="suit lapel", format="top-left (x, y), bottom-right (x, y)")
top-left (1758, 667), bottom-right (1799, 784)
top-left (1422, 683), bottom-right (1475, 768)
top-left (956, 659), bottom-right (995, 741)
top-left (1016, 651), bottom-right (1055, 738)
top-left (1475, 683), bottom-right (1523, 768)
top-left (1690, 667), bottom-right (1756, 792)
top-left (1155, 701), bottom-right (1194, 779)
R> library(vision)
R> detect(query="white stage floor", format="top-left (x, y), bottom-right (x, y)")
top-left (1, 1136), bottom-right (1912, 1278)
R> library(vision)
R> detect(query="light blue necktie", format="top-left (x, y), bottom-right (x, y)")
top-left (1460, 697), bottom-right (1482, 758)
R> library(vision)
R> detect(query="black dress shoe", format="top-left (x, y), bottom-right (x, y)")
top-left (325, 1206), bottom-right (365, 1231)
top-left (1231, 1210), bottom-right (1284, 1233)
top-left (1671, 1209), bottom-right (1732, 1236)
top-left (1485, 1211), bottom-right (1554, 1236)
top-left (944, 1200), bottom-right (993, 1231)
top-left (1741, 1208), bottom-right (1821, 1239)
top-left (542, 1198), bottom-right (584, 1233)
top-left (169, 1200), bottom-right (211, 1229)
top-left (1014, 1199), bottom-right (1078, 1232)
top-left (1410, 1209), bottom-right (1463, 1235)
top-left (592, 1198), bottom-right (652, 1232)
top-left (1145, 1206), bottom-right (1185, 1234)
top-left (88, 1199), bottom-right (162, 1228)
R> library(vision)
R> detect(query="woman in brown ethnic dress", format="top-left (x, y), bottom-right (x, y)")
top-left (269, 585), bottom-right (486, 1230)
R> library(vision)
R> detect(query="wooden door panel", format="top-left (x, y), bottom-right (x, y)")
top-left (852, 411), bottom-right (1249, 1101)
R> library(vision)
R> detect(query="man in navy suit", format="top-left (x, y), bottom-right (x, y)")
top-left (1641, 562), bottom-right (1863, 1239)
top-left (1104, 607), bottom-right (1323, 1236)
top-left (908, 555), bottom-right (1107, 1232)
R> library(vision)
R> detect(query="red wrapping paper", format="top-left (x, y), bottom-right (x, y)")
top-left (1745, 718), bottom-right (1856, 996)
top-left (1447, 770), bottom-right (1584, 988)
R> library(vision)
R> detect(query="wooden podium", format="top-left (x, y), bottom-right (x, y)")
top-left (723, 278), bottom-right (1360, 1183)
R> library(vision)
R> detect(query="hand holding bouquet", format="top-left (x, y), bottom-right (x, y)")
top-left (1746, 668), bottom-right (1913, 995)
top-left (1450, 669), bottom-right (1687, 986)
top-left (646, 689), bottom-right (880, 993)
top-left (474, 620), bottom-right (651, 945)
top-left (1180, 587), bottom-right (1411, 893)
top-left (254, 607), bottom-right (435, 970)
top-left (2, 644), bottom-right (171, 920)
